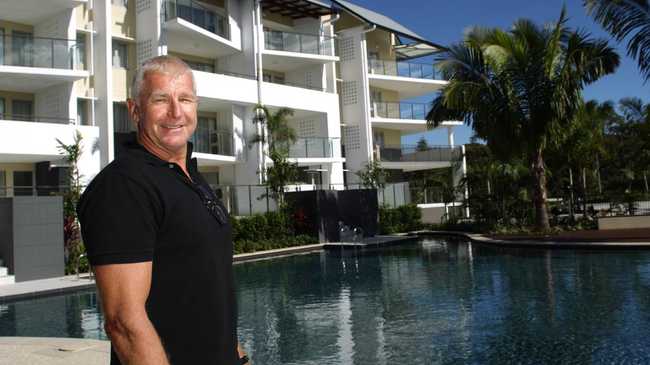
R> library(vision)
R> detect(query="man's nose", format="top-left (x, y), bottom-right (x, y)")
top-left (168, 97), bottom-right (182, 119)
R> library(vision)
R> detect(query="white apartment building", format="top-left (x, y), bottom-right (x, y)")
top-left (0, 0), bottom-right (464, 214)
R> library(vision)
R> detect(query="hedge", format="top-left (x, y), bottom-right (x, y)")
top-left (379, 204), bottom-right (423, 234)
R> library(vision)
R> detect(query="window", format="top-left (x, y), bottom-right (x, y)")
top-left (75, 33), bottom-right (86, 70)
top-left (112, 40), bottom-right (128, 68)
top-left (12, 100), bottom-right (33, 121)
top-left (77, 99), bottom-right (90, 126)
top-left (12, 31), bottom-right (33, 67)
top-left (0, 171), bottom-right (6, 197)
top-left (113, 102), bottom-right (131, 132)
top-left (13, 171), bottom-right (33, 196)
top-left (0, 97), bottom-right (4, 119)
top-left (111, 0), bottom-right (128, 6)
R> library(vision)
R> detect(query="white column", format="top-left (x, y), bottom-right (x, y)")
top-left (447, 126), bottom-right (455, 148)
top-left (94, 0), bottom-right (114, 167)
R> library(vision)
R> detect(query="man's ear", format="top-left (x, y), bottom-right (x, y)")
top-left (126, 98), bottom-right (139, 123)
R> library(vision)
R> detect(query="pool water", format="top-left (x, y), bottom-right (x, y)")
top-left (3, 238), bottom-right (650, 364)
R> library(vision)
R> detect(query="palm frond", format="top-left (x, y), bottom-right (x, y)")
top-left (585, 0), bottom-right (650, 81)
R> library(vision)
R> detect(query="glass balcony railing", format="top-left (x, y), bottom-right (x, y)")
top-left (163, 0), bottom-right (229, 39)
top-left (0, 34), bottom-right (82, 70)
top-left (371, 101), bottom-right (431, 120)
top-left (368, 59), bottom-right (441, 80)
top-left (287, 137), bottom-right (338, 158)
top-left (191, 130), bottom-right (234, 156)
top-left (0, 113), bottom-right (75, 124)
top-left (263, 29), bottom-right (334, 56)
top-left (375, 145), bottom-right (460, 163)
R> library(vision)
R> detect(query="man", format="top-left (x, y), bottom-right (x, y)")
top-left (77, 56), bottom-right (246, 364)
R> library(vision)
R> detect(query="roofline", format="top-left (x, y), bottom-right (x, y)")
top-left (330, 0), bottom-right (446, 51)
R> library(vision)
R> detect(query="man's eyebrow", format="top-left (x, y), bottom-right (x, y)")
top-left (149, 91), bottom-right (169, 99)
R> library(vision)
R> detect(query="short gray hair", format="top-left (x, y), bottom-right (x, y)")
top-left (131, 55), bottom-right (196, 103)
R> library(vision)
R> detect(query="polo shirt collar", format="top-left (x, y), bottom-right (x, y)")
top-left (122, 132), bottom-right (195, 169)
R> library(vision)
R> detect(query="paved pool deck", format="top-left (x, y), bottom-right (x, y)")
top-left (0, 337), bottom-right (109, 365)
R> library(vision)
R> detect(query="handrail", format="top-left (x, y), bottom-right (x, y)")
top-left (0, 113), bottom-right (76, 125)
top-left (0, 33), bottom-right (82, 70)
top-left (376, 144), bottom-right (460, 162)
top-left (368, 59), bottom-right (442, 80)
top-left (190, 130), bottom-right (234, 156)
top-left (263, 28), bottom-right (334, 56)
top-left (163, 0), bottom-right (229, 39)
top-left (371, 101), bottom-right (431, 120)
top-left (286, 137), bottom-right (340, 158)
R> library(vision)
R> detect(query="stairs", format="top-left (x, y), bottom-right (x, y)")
top-left (0, 259), bottom-right (15, 286)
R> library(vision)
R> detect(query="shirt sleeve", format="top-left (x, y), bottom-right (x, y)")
top-left (77, 170), bottom-right (161, 266)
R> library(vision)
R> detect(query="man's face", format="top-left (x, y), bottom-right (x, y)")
top-left (130, 70), bottom-right (198, 155)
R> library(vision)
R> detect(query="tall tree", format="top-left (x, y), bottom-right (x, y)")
top-left (251, 105), bottom-right (299, 206)
top-left (584, 0), bottom-right (650, 82)
top-left (427, 9), bottom-right (620, 229)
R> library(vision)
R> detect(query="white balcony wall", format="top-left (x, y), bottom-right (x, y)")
top-left (218, 0), bottom-right (255, 78)
top-left (34, 9), bottom-right (76, 70)
top-left (285, 64), bottom-right (325, 91)
top-left (0, 122), bottom-right (100, 186)
top-left (35, 83), bottom-right (76, 124)
top-left (338, 26), bottom-right (374, 184)
top-left (226, 0), bottom-right (243, 51)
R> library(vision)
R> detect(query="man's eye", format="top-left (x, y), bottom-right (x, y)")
top-left (180, 97), bottom-right (196, 104)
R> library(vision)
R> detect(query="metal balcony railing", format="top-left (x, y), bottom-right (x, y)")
top-left (376, 144), bottom-right (460, 162)
top-left (287, 137), bottom-right (338, 158)
top-left (0, 113), bottom-right (75, 125)
top-left (0, 34), bottom-right (82, 70)
top-left (163, 0), bottom-right (229, 39)
top-left (368, 59), bottom-right (441, 80)
top-left (263, 29), bottom-right (334, 56)
top-left (371, 101), bottom-right (431, 120)
top-left (191, 130), bottom-right (234, 156)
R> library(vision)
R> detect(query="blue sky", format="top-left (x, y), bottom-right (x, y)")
top-left (347, 0), bottom-right (650, 146)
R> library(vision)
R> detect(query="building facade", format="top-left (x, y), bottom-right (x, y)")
top-left (0, 0), bottom-right (464, 214)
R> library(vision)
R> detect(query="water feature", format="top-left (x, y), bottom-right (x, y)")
top-left (3, 238), bottom-right (650, 364)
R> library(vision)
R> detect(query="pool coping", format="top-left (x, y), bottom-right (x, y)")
top-left (416, 230), bottom-right (650, 248)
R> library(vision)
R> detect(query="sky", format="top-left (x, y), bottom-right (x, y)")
top-left (346, 0), bottom-right (650, 146)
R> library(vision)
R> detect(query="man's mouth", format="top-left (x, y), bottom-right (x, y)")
top-left (162, 125), bottom-right (183, 130)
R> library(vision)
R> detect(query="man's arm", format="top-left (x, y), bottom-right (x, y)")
top-left (94, 262), bottom-right (170, 365)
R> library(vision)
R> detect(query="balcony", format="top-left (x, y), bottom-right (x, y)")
top-left (0, 114), bottom-right (75, 125)
top-left (376, 144), bottom-right (460, 171)
top-left (163, 0), bottom-right (239, 59)
top-left (262, 29), bottom-right (338, 73)
top-left (190, 129), bottom-right (236, 166)
top-left (371, 101), bottom-right (431, 131)
top-left (288, 137), bottom-right (338, 159)
top-left (0, 34), bottom-right (88, 92)
top-left (367, 59), bottom-right (446, 98)
top-left (0, 0), bottom-right (85, 26)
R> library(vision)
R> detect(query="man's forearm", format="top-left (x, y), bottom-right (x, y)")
top-left (107, 316), bottom-right (170, 365)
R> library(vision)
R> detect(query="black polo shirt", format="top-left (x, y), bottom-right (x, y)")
top-left (77, 134), bottom-right (238, 365)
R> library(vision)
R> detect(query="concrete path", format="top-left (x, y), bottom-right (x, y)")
top-left (0, 274), bottom-right (95, 302)
top-left (0, 337), bottom-right (109, 365)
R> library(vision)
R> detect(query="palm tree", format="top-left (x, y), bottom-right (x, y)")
top-left (251, 105), bottom-right (299, 206)
top-left (427, 9), bottom-right (620, 229)
top-left (584, 0), bottom-right (650, 82)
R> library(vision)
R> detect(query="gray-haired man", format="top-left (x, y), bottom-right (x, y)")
top-left (78, 55), bottom-right (247, 364)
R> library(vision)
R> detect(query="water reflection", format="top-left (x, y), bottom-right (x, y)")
top-left (2, 240), bottom-right (650, 364)
top-left (0, 289), bottom-right (105, 340)
top-left (235, 240), bottom-right (650, 364)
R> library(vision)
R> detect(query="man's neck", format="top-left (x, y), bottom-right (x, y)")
top-left (137, 134), bottom-right (190, 177)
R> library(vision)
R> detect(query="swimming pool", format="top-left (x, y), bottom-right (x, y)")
top-left (3, 237), bottom-right (650, 364)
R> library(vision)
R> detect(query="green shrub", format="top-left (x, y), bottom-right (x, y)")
top-left (379, 204), bottom-right (422, 234)
top-left (231, 211), bottom-right (318, 254)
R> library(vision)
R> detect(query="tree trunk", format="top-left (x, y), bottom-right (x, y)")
top-left (531, 148), bottom-right (550, 230)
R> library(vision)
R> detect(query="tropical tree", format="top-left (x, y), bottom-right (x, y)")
top-left (251, 105), bottom-right (299, 206)
top-left (356, 160), bottom-right (387, 189)
top-left (427, 9), bottom-right (620, 229)
top-left (56, 131), bottom-right (86, 274)
top-left (416, 136), bottom-right (430, 151)
top-left (584, 0), bottom-right (650, 82)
